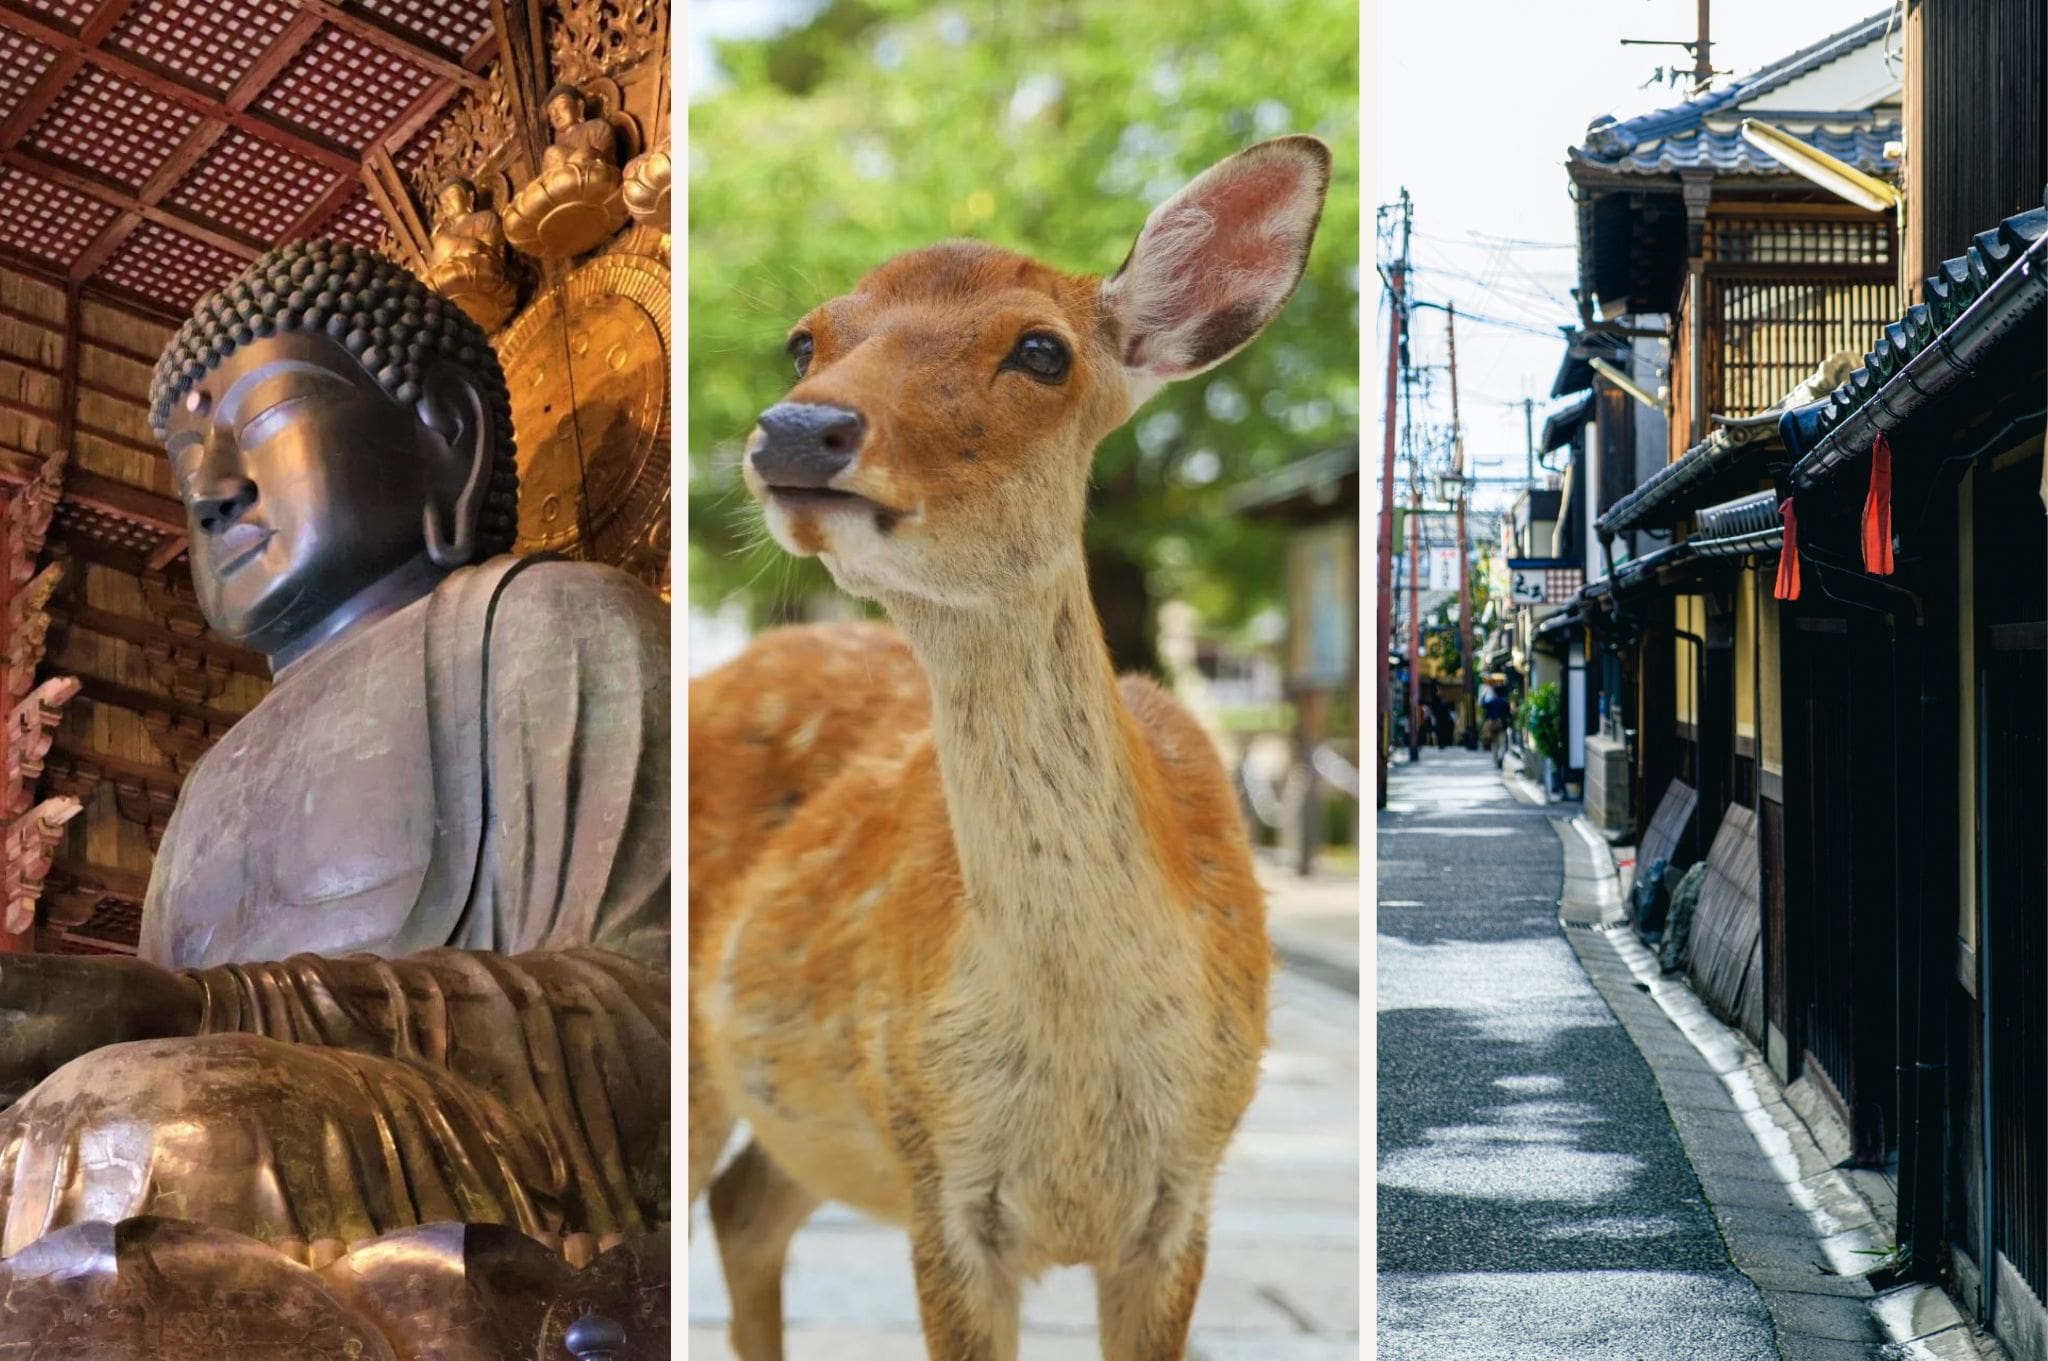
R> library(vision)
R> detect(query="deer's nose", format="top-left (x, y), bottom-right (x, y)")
top-left (752, 402), bottom-right (865, 488)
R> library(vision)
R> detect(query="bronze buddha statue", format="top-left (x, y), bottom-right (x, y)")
top-left (0, 241), bottom-right (670, 1356)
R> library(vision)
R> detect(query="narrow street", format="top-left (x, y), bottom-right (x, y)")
top-left (1376, 749), bottom-right (1777, 1360)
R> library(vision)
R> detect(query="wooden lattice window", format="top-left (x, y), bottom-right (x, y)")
top-left (255, 26), bottom-right (434, 153)
top-left (167, 127), bottom-right (335, 243)
top-left (0, 29), bottom-right (58, 126)
top-left (1708, 216), bottom-right (1892, 267)
top-left (26, 65), bottom-right (205, 192)
top-left (105, 0), bottom-right (298, 97)
top-left (352, 0), bottom-right (492, 57)
top-left (1700, 210), bottom-right (1900, 419)
top-left (0, 164), bottom-right (119, 269)
top-left (99, 219), bottom-right (244, 311)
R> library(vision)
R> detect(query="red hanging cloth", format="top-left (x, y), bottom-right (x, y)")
top-left (1774, 497), bottom-right (1801, 601)
top-left (1861, 431), bottom-right (1895, 574)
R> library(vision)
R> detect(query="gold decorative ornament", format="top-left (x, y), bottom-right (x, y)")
top-left (621, 136), bottom-right (670, 233)
top-left (494, 251), bottom-right (670, 567)
top-left (502, 84), bottom-right (629, 260)
top-left (422, 177), bottom-right (518, 332)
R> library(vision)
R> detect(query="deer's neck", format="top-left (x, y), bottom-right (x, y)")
top-left (891, 560), bottom-right (1165, 926)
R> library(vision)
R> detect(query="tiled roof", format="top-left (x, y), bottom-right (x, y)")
top-left (1572, 10), bottom-right (1897, 179)
top-left (1576, 117), bottom-right (1898, 179)
top-left (1782, 194), bottom-right (2048, 489)
top-left (1540, 392), bottom-right (1594, 452)
top-left (1598, 353), bottom-right (1853, 536)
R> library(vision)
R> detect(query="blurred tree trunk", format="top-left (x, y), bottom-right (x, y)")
top-left (1088, 543), bottom-right (1159, 677)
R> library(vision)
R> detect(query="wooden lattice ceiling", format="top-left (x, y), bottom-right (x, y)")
top-left (0, 0), bottom-right (495, 318)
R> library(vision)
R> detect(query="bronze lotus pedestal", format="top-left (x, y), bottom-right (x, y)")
top-left (0, 241), bottom-right (670, 1357)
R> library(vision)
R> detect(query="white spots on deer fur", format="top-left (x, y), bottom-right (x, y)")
top-left (753, 694), bottom-right (788, 729)
top-left (789, 711), bottom-right (825, 752)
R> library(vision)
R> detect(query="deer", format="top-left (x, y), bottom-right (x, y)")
top-left (689, 135), bottom-right (1332, 1361)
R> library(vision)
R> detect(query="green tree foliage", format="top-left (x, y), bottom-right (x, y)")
top-left (688, 0), bottom-right (1360, 647)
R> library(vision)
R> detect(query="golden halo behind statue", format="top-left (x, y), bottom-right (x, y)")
top-left (494, 252), bottom-right (670, 568)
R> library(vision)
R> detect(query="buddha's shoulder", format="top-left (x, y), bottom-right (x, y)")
top-left (463, 556), bottom-right (666, 649)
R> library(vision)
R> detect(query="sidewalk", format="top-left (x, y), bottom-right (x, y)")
top-left (687, 882), bottom-right (1361, 1358)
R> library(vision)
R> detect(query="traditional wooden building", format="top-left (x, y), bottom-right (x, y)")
top-left (0, 0), bottom-right (669, 956)
top-left (1555, 2), bottom-right (2048, 1350)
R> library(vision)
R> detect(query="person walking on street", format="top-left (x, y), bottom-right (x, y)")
top-left (1481, 681), bottom-right (1512, 768)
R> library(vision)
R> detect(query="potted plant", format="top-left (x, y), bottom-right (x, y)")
top-left (1523, 682), bottom-right (1564, 794)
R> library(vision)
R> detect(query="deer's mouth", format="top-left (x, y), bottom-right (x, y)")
top-left (764, 484), bottom-right (915, 531)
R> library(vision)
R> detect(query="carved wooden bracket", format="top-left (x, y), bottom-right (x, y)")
top-left (3, 796), bottom-right (83, 936)
top-left (5, 449), bottom-right (68, 588)
top-left (5, 675), bottom-right (80, 821)
top-left (140, 570), bottom-right (210, 641)
top-left (7, 561), bottom-right (64, 704)
top-left (142, 711), bottom-right (227, 776)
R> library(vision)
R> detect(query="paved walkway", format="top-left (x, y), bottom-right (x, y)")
top-left (688, 876), bottom-right (1361, 1359)
top-left (1376, 749), bottom-right (1778, 1360)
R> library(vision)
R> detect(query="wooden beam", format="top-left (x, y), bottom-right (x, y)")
top-left (146, 534), bottom-right (185, 570)
top-left (74, 420), bottom-right (162, 460)
top-left (0, 52), bottom-right (79, 150)
top-left (360, 148), bottom-right (428, 270)
top-left (53, 603), bottom-right (264, 675)
top-left (491, 0), bottom-right (550, 175)
top-left (73, 672), bottom-right (241, 732)
top-left (0, 6), bottom-right (356, 173)
top-left (0, 149), bottom-right (261, 261)
top-left (0, 446), bottom-right (182, 530)
top-left (280, 0), bottom-right (487, 92)
top-left (56, 284), bottom-right (77, 449)
top-left (283, 171), bottom-right (361, 242)
top-left (223, 9), bottom-right (324, 113)
top-left (66, 213), bottom-right (142, 282)
top-left (76, 0), bottom-right (142, 49)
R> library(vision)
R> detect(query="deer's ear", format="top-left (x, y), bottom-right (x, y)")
top-left (1103, 135), bottom-right (1330, 401)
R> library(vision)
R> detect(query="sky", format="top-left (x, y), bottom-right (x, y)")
top-left (1371, 0), bottom-right (1896, 515)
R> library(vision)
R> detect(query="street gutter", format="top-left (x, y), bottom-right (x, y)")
top-left (1549, 810), bottom-right (2005, 1361)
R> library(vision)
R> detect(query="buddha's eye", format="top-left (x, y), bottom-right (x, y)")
top-left (788, 332), bottom-right (814, 377)
top-left (1003, 332), bottom-right (1070, 384)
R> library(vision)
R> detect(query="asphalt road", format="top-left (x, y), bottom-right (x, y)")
top-left (1375, 750), bottom-right (1778, 1361)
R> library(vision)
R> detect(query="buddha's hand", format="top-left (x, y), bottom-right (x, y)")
top-left (0, 955), bottom-right (203, 1106)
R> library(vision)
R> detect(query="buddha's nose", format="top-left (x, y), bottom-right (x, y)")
top-left (751, 402), bottom-right (864, 488)
top-left (191, 477), bottom-right (258, 535)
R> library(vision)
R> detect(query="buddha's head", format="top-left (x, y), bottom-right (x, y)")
top-left (149, 241), bottom-right (518, 660)
top-left (436, 176), bottom-right (477, 222)
top-left (544, 85), bottom-right (586, 132)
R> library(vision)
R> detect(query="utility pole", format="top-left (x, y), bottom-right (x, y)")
top-left (1404, 356), bottom-right (1422, 764)
top-left (1375, 190), bottom-right (1411, 802)
top-left (1694, 0), bottom-right (1713, 92)
top-left (1522, 396), bottom-right (1537, 484)
top-left (1449, 302), bottom-right (1474, 748)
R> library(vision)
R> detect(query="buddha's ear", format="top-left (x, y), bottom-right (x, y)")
top-left (416, 367), bottom-right (493, 568)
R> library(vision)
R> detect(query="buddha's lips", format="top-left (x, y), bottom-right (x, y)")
top-left (215, 522), bottom-right (273, 572)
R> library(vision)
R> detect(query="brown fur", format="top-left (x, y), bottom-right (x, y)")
top-left (691, 138), bottom-right (1328, 1361)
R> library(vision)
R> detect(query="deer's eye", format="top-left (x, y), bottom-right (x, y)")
top-left (787, 332), bottom-right (814, 377)
top-left (1004, 332), bottom-right (1070, 384)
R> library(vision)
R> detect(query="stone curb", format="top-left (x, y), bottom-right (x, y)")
top-left (1547, 813), bottom-right (2005, 1361)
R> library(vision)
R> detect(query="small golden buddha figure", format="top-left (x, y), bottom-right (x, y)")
top-left (423, 175), bottom-right (517, 332)
top-left (622, 134), bottom-right (670, 235)
top-left (504, 85), bottom-right (630, 260)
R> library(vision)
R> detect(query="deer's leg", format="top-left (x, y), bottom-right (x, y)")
top-left (906, 1202), bottom-right (1021, 1361)
top-left (1095, 1217), bottom-right (1209, 1361)
top-left (688, 1023), bottom-right (734, 1204)
top-left (708, 1139), bottom-right (819, 1361)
